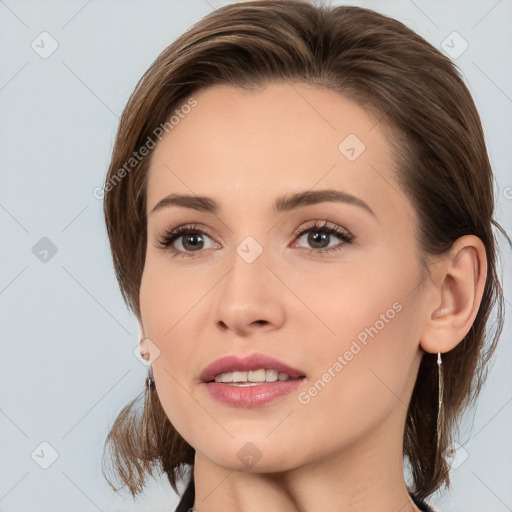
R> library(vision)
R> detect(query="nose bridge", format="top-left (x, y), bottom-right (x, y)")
top-left (222, 235), bottom-right (270, 305)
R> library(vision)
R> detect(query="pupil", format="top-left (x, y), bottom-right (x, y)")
top-left (184, 234), bottom-right (203, 251)
top-left (309, 231), bottom-right (328, 248)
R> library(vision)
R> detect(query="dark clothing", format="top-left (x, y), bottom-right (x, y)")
top-left (174, 477), bottom-right (195, 512)
top-left (174, 477), bottom-right (436, 511)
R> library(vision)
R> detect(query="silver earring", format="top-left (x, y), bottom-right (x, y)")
top-left (436, 352), bottom-right (444, 450)
top-left (147, 365), bottom-right (155, 390)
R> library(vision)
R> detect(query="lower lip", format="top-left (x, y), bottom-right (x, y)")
top-left (203, 378), bottom-right (305, 407)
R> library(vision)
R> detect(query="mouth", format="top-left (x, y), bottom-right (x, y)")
top-left (200, 353), bottom-right (306, 407)
top-left (200, 353), bottom-right (306, 383)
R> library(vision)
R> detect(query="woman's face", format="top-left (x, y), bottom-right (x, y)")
top-left (140, 82), bottom-right (428, 472)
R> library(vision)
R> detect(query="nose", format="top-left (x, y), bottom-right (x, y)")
top-left (214, 249), bottom-right (286, 337)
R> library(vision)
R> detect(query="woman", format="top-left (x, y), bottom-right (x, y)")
top-left (100, 1), bottom-right (507, 511)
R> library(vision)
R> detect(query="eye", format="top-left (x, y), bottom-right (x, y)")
top-left (157, 224), bottom-right (219, 258)
top-left (292, 220), bottom-right (355, 255)
top-left (157, 220), bottom-right (355, 258)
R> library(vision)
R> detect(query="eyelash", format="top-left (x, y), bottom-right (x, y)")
top-left (157, 221), bottom-right (355, 259)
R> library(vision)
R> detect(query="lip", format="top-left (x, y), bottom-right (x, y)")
top-left (204, 379), bottom-right (305, 408)
top-left (199, 353), bottom-right (307, 408)
top-left (199, 353), bottom-right (306, 383)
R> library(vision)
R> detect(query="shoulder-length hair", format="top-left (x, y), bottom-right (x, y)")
top-left (101, 0), bottom-right (507, 502)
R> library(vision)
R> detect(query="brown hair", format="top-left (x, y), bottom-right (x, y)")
top-left (101, 0), bottom-right (508, 502)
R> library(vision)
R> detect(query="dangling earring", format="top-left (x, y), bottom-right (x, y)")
top-left (147, 365), bottom-right (155, 390)
top-left (436, 352), bottom-right (444, 450)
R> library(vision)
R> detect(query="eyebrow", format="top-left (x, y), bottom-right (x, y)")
top-left (149, 189), bottom-right (376, 218)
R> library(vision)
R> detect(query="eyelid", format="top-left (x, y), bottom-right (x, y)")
top-left (292, 219), bottom-right (353, 239)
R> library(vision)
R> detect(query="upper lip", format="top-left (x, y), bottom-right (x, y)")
top-left (199, 353), bottom-right (306, 383)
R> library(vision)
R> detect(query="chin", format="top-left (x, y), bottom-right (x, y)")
top-left (197, 438), bottom-right (306, 474)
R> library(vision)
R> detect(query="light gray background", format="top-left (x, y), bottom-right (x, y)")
top-left (0, 0), bottom-right (511, 511)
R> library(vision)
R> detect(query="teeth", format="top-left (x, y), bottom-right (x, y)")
top-left (248, 369), bottom-right (266, 382)
top-left (232, 371), bottom-right (247, 382)
top-left (214, 369), bottom-right (292, 383)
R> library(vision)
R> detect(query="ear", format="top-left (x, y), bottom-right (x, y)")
top-left (419, 235), bottom-right (487, 355)
top-left (138, 323), bottom-right (151, 362)
top-left (137, 323), bottom-right (161, 363)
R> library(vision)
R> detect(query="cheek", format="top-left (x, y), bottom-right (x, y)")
top-left (297, 258), bottom-right (422, 438)
top-left (291, 245), bottom-right (421, 398)
top-left (284, 242), bottom-right (417, 351)
top-left (296, 311), bottom-right (419, 463)
top-left (139, 257), bottom-right (211, 440)
top-left (139, 254), bottom-right (204, 339)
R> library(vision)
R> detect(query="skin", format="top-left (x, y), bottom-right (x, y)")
top-left (138, 83), bottom-right (487, 512)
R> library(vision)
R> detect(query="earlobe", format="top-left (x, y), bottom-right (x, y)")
top-left (420, 235), bottom-right (487, 355)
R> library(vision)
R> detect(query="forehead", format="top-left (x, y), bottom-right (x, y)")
top-left (146, 82), bottom-right (409, 223)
